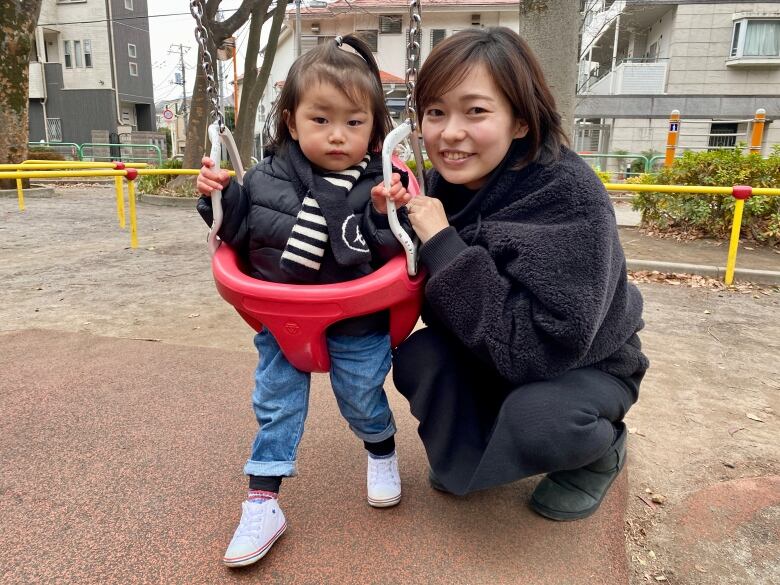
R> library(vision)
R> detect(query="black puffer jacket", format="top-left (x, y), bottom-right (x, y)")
top-left (197, 152), bottom-right (409, 336)
top-left (418, 141), bottom-right (649, 385)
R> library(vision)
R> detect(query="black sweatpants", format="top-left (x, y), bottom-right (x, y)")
top-left (393, 327), bottom-right (642, 496)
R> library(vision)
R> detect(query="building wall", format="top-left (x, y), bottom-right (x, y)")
top-left (644, 7), bottom-right (677, 60)
top-left (42, 0), bottom-right (113, 89)
top-left (666, 2), bottom-right (780, 94)
top-left (110, 0), bottom-right (154, 108)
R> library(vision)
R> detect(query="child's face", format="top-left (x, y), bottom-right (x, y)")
top-left (421, 64), bottom-right (528, 190)
top-left (285, 81), bottom-right (374, 173)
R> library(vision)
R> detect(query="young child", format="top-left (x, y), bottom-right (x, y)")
top-left (196, 35), bottom-right (410, 567)
top-left (374, 27), bottom-right (648, 520)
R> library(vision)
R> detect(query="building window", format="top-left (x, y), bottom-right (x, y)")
top-left (129, 62), bottom-right (138, 76)
top-left (431, 29), bottom-right (446, 49)
top-left (356, 30), bottom-right (378, 52)
top-left (64, 40), bottom-right (72, 68)
top-left (74, 40), bottom-right (83, 67)
top-left (125, 0), bottom-right (133, 10)
top-left (84, 39), bottom-right (92, 67)
top-left (46, 118), bottom-right (63, 142)
top-left (730, 19), bottom-right (780, 59)
top-left (708, 123), bottom-right (738, 150)
top-left (128, 43), bottom-right (137, 58)
top-left (379, 15), bottom-right (402, 34)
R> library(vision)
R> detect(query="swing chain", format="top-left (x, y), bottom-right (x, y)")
top-left (190, 0), bottom-right (225, 133)
top-left (405, 0), bottom-right (423, 131)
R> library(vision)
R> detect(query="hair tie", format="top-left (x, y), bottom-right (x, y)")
top-left (334, 36), bottom-right (343, 47)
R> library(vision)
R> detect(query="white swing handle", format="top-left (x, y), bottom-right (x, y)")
top-left (382, 121), bottom-right (419, 277)
top-left (207, 123), bottom-right (245, 258)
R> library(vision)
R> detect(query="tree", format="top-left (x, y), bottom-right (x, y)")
top-left (0, 0), bottom-right (44, 188)
top-left (232, 0), bottom-right (288, 164)
top-left (182, 0), bottom-right (288, 174)
top-left (518, 0), bottom-right (580, 140)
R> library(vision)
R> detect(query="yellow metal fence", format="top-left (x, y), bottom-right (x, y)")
top-left (2, 163), bottom-right (778, 285)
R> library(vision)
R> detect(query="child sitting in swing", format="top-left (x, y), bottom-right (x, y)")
top-left (196, 35), bottom-right (410, 568)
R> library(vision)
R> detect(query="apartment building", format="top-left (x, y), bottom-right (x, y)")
top-left (29, 0), bottom-right (156, 146)
top-left (251, 0), bottom-right (520, 147)
top-left (576, 0), bottom-right (780, 157)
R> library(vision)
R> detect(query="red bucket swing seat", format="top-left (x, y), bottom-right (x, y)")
top-left (211, 160), bottom-right (425, 373)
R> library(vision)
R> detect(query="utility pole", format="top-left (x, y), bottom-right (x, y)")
top-left (169, 44), bottom-right (190, 123)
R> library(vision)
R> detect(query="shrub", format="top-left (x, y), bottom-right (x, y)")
top-left (631, 147), bottom-right (780, 244)
top-left (594, 168), bottom-right (611, 183)
top-left (137, 157), bottom-right (183, 194)
top-left (404, 158), bottom-right (433, 175)
top-left (27, 147), bottom-right (66, 161)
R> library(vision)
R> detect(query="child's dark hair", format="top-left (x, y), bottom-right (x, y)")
top-left (265, 34), bottom-right (393, 154)
top-left (415, 27), bottom-right (568, 167)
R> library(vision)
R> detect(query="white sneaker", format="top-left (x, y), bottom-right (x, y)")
top-left (223, 499), bottom-right (287, 567)
top-left (367, 452), bottom-right (402, 508)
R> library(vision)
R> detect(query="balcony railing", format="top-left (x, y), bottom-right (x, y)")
top-left (580, 58), bottom-right (668, 95)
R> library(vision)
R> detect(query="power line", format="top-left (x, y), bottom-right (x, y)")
top-left (37, 9), bottom-right (236, 27)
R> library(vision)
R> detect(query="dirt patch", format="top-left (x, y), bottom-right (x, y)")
top-left (2, 186), bottom-right (779, 584)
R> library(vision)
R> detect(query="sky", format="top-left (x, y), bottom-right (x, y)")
top-left (148, 0), bottom-right (255, 104)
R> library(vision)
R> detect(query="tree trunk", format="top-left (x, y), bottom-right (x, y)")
top-left (0, 0), bottom-right (44, 188)
top-left (234, 0), bottom-right (288, 163)
top-left (518, 0), bottom-right (579, 140)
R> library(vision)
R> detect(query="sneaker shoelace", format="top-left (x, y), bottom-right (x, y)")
top-left (370, 457), bottom-right (400, 487)
top-left (234, 501), bottom-right (267, 540)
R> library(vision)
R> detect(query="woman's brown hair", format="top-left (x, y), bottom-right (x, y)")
top-left (264, 34), bottom-right (393, 154)
top-left (414, 27), bottom-right (568, 166)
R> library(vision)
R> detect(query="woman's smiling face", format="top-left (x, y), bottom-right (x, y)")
top-left (421, 64), bottom-right (528, 190)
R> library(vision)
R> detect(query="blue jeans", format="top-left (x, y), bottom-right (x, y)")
top-left (243, 328), bottom-right (396, 478)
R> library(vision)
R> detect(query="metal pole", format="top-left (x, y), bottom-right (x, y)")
top-left (295, 0), bottom-right (302, 58)
top-left (749, 108), bottom-right (766, 155)
top-left (609, 14), bottom-right (620, 95)
top-left (665, 109), bottom-right (680, 167)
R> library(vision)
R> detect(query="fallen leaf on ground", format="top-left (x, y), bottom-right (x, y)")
top-left (728, 426), bottom-right (745, 436)
top-left (695, 565), bottom-right (707, 573)
top-left (746, 412), bottom-right (765, 422)
top-left (187, 313), bottom-right (200, 318)
top-left (650, 493), bottom-right (667, 505)
top-left (655, 576), bottom-right (668, 582)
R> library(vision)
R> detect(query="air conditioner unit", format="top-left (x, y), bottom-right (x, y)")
top-left (311, 22), bottom-right (320, 34)
top-left (471, 14), bottom-right (481, 27)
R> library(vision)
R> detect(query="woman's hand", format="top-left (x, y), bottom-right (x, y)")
top-left (370, 173), bottom-right (412, 214)
top-left (406, 196), bottom-right (449, 243)
top-left (196, 156), bottom-right (230, 197)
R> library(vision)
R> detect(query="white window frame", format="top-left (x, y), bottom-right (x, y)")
top-left (128, 43), bottom-right (137, 58)
top-left (74, 40), bottom-right (83, 68)
top-left (729, 18), bottom-right (780, 64)
top-left (125, 0), bottom-right (134, 10)
top-left (64, 40), bottom-right (72, 68)
top-left (129, 62), bottom-right (138, 76)
top-left (84, 39), bottom-right (92, 68)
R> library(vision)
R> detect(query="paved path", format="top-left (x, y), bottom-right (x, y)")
top-left (1, 330), bottom-right (629, 585)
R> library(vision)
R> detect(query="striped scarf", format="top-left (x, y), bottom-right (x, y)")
top-left (281, 144), bottom-right (372, 281)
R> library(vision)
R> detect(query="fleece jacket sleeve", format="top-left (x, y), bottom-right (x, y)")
top-left (422, 173), bottom-right (628, 386)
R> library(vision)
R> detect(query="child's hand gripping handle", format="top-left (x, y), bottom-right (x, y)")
top-left (382, 121), bottom-right (418, 276)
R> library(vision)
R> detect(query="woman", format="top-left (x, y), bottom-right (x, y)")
top-left (373, 27), bottom-right (649, 521)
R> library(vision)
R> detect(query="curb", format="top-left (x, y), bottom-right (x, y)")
top-left (138, 193), bottom-right (197, 208)
top-left (0, 186), bottom-right (57, 198)
top-left (627, 259), bottom-right (780, 286)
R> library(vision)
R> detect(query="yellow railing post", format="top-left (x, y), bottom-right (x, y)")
top-left (749, 108), bottom-right (766, 155)
top-left (665, 109), bottom-right (680, 167)
top-left (126, 169), bottom-right (139, 249)
top-left (114, 176), bottom-right (126, 228)
top-left (16, 177), bottom-right (25, 211)
top-left (725, 186), bottom-right (752, 286)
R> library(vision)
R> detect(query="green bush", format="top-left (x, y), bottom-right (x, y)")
top-left (594, 168), bottom-right (611, 183)
top-left (631, 147), bottom-right (780, 244)
top-left (137, 157), bottom-right (183, 194)
top-left (27, 147), bottom-right (66, 161)
top-left (404, 158), bottom-right (433, 174)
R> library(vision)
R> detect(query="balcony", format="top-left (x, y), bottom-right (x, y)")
top-left (29, 62), bottom-right (45, 99)
top-left (581, 59), bottom-right (668, 95)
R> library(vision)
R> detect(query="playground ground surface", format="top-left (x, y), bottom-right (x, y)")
top-left (1, 186), bottom-right (778, 585)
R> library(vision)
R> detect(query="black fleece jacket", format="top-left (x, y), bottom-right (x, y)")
top-left (418, 141), bottom-right (649, 386)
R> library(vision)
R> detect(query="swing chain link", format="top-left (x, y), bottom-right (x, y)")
top-left (405, 0), bottom-right (423, 132)
top-left (190, 0), bottom-right (225, 133)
